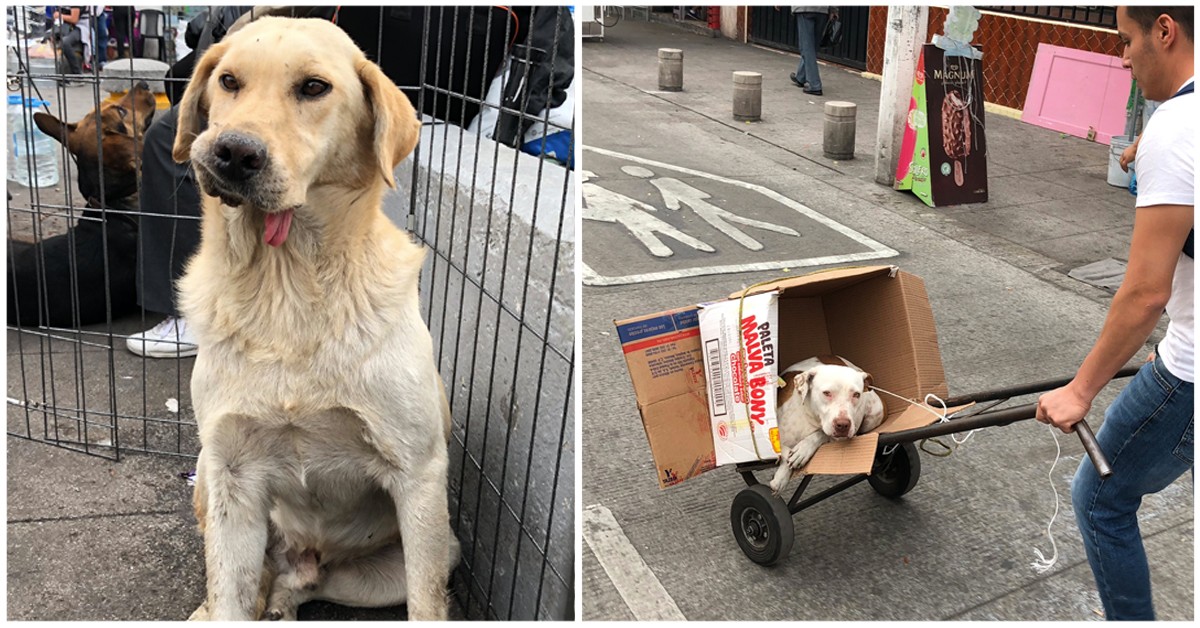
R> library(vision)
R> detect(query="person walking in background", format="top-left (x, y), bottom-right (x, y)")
top-left (788, 6), bottom-right (831, 96)
top-left (1036, 5), bottom-right (1193, 621)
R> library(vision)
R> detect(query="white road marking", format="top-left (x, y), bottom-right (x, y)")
top-left (582, 146), bottom-right (898, 285)
top-left (620, 165), bottom-right (656, 178)
top-left (649, 176), bottom-right (800, 251)
top-left (583, 504), bottom-right (686, 621)
top-left (582, 174), bottom-right (715, 258)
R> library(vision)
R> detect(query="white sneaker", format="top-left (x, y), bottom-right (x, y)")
top-left (126, 317), bottom-right (199, 358)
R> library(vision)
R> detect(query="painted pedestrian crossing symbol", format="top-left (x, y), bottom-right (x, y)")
top-left (582, 146), bottom-right (898, 286)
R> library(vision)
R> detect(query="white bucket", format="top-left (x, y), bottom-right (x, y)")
top-left (1107, 135), bottom-right (1134, 187)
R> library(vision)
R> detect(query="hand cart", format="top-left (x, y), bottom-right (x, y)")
top-left (729, 366), bottom-right (1141, 565)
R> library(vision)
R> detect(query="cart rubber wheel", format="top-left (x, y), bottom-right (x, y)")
top-left (730, 484), bottom-right (794, 566)
top-left (869, 442), bottom-right (921, 498)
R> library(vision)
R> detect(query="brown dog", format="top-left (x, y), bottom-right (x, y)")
top-left (34, 81), bottom-right (157, 206)
top-left (6, 82), bottom-right (156, 327)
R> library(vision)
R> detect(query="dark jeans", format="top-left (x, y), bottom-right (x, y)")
top-left (60, 25), bottom-right (84, 74)
top-left (137, 106), bottom-right (202, 317)
top-left (95, 13), bottom-right (108, 64)
top-left (1071, 353), bottom-right (1193, 620)
top-left (794, 12), bottom-right (827, 92)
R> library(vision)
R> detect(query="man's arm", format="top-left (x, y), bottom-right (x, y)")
top-left (1036, 204), bottom-right (1193, 433)
top-left (61, 8), bottom-right (81, 25)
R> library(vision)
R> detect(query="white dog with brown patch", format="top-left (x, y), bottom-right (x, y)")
top-left (174, 17), bottom-right (455, 621)
top-left (769, 356), bottom-right (886, 495)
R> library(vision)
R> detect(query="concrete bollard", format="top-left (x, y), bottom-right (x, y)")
top-left (658, 48), bottom-right (683, 92)
top-left (732, 71), bottom-right (762, 122)
top-left (823, 100), bottom-right (857, 160)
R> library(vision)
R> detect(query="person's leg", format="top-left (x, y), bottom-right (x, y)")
top-left (61, 26), bottom-right (84, 75)
top-left (795, 13), bottom-right (822, 92)
top-left (129, 105), bottom-right (203, 357)
top-left (78, 22), bottom-right (93, 70)
top-left (113, 7), bottom-right (131, 59)
top-left (95, 14), bottom-right (109, 67)
top-left (1071, 355), bottom-right (1193, 620)
top-left (793, 13), bottom-right (810, 85)
top-left (137, 105), bottom-right (202, 318)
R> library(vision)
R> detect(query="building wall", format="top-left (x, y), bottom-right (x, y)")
top-left (865, 7), bottom-right (1123, 111)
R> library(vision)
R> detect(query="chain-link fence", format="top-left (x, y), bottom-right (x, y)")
top-left (6, 4), bottom-right (574, 621)
top-left (866, 6), bottom-right (1123, 111)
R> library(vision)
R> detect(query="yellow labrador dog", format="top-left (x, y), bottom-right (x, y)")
top-left (173, 17), bottom-right (456, 620)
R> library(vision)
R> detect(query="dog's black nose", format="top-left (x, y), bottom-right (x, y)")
top-left (135, 80), bottom-right (150, 91)
top-left (212, 132), bottom-right (267, 182)
top-left (833, 418), bottom-right (851, 436)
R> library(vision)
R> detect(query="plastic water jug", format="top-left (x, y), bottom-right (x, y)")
top-left (8, 95), bottom-right (60, 189)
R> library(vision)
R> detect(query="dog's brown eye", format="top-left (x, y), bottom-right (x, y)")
top-left (823, 391), bottom-right (832, 398)
top-left (299, 79), bottom-right (331, 98)
top-left (220, 74), bottom-right (239, 92)
top-left (114, 106), bottom-right (127, 118)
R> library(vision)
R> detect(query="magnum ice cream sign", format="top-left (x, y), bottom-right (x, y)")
top-left (895, 44), bottom-right (988, 206)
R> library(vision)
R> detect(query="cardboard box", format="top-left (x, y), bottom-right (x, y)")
top-left (698, 291), bottom-right (782, 466)
top-left (616, 266), bottom-right (959, 488)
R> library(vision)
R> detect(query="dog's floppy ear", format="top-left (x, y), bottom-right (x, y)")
top-left (173, 41), bottom-right (228, 163)
top-left (861, 372), bottom-right (874, 391)
top-left (358, 59), bottom-right (420, 188)
top-left (33, 112), bottom-right (74, 148)
top-left (799, 370), bottom-right (817, 402)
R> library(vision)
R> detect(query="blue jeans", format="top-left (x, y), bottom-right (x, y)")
top-left (794, 12), bottom-right (826, 92)
top-left (1071, 354), bottom-right (1193, 620)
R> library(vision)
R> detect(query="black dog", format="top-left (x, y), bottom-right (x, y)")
top-left (7, 82), bottom-right (155, 327)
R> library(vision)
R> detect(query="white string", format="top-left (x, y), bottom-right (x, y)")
top-left (871, 385), bottom-right (977, 445)
top-left (871, 386), bottom-right (1062, 573)
top-left (1031, 423), bottom-right (1062, 573)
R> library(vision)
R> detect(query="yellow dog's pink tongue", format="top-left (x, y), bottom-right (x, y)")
top-left (264, 209), bottom-right (294, 247)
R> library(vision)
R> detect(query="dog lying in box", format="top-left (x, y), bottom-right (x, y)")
top-left (769, 355), bottom-right (885, 494)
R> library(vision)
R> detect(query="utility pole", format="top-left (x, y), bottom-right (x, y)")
top-left (874, 6), bottom-right (928, 187)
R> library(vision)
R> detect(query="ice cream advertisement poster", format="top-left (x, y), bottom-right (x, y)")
top-left (896, 44), bottom-right (988, 207)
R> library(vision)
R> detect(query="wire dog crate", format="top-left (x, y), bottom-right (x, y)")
top-left (6, 5), bottom-right (575, 621)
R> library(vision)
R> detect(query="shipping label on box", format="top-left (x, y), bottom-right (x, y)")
top-left (698, 291), bottom-right (781, 466)
top-left (615, 308), bottom-right (704, 404)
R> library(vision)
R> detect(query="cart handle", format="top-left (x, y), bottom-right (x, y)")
top-left (1074, 420), bottom-right (1110, 477)
top-left (941, 365), bottom-right (1142, 407)
top-left (877, 402), bottom-right (1112, 478)
top-left (935, 365), bottom-right (1141, 478)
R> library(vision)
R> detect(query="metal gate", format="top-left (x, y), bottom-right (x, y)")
top-left (748, 5), bottom-right (870, 71)
top-left (6, 4), bottom-right (574, 621)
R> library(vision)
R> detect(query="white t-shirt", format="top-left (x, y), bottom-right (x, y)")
top-left (1134, 76), bottom-right (1194, 382)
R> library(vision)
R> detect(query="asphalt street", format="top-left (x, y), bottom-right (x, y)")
top-left (580, 19), bottom-right (1192, 621)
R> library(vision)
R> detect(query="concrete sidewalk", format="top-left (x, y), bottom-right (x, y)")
top-left (581, 19), bottom-right (1191, 622)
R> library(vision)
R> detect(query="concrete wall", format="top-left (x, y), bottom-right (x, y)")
top-left (385, 122), bottom-right (575, 620)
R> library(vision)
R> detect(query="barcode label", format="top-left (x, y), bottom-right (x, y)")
top-left (705, 338), bottom-right (727, 417)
